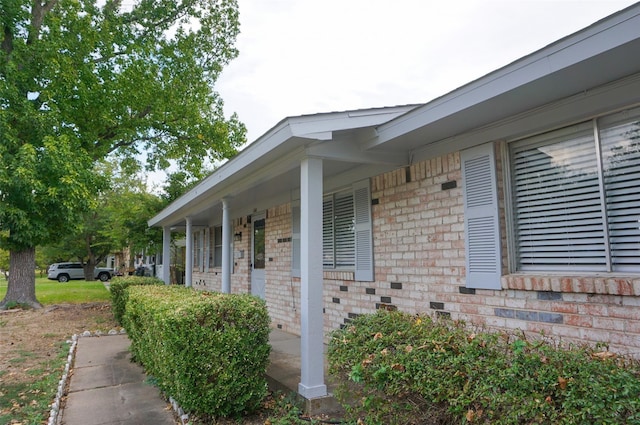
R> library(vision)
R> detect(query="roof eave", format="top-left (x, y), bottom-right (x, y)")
top-left (148, 105), bottom-right (418, 228)
top-left (372, 3), bottom-right (640, 150)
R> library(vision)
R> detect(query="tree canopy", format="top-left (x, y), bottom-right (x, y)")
top-left (40, 161), bottom-right (165, 280)
top-left (0, 0), bottom-right (245, 308)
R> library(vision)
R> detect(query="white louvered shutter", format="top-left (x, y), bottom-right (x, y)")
top-left (199, 229), bottom-right (205, 272)
top-left (204, 227), bottom-right (210, 270)
top-left (322, 197), bottom-right (334, 267)
top-left (354, 179), bottom-right (374, 281)
top-left (462, 144), bottom-right (501, 289)
top-left (292, 203), bottom-right (301, 277)
top-left (335, 191), bottom-right (355, 268)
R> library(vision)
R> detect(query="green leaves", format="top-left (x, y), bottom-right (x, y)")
top-left (328, 310), bottom-right (640, 424)
top-left (110, 275), bottom-right (164, 324)
top-left (0, 136), bottom-right (100, 251)
top-left (121, 285), bottom-right (270, 418)
top-left (1, 0), bottom-right (243, 305)
top-left (1, 0), bottom-right (245, 250)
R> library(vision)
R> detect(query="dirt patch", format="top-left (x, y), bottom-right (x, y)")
top-left (0, 302), bottom-right (119, 385)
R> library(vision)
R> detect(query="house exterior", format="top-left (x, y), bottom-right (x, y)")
top-left (149, 4), bottom-right (640, 401)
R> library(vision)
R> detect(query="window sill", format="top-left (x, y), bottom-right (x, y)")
top-left (323, 270), bottom-right (355, 281)
top-left (503, 274), bottom-right (640, 296)
top-left (290, 270), bottom-right (356, 281)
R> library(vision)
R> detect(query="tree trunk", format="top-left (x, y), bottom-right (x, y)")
top-left (83, 233), bottom-right (97, 281)
top-left (0, 247), bottom-right (42, 309)
top-left (83, 260), bottom-right (97, 281)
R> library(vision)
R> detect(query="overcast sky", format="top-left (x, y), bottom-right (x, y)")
top-left (215, 0), bottom-right (638, 144)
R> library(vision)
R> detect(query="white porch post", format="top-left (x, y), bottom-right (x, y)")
top-left (162, 226), bottom-right (171, 285)
top-left (221, 198), bottom-right (231, 294)
top-left (185, 216), bottom-right (193, 288)
top-left (298, 157), bottom-right (327, 399)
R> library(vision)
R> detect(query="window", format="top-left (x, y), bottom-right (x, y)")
top-left (510, 107), bottom-right (640, 273)
top-left (323, 190), bottom-right (355, 268)
top-left (193, 230), bottom-right (204, 270)
top-left (292, 179), bottom-right (373, 281)
top-left (208, 226), bottom-right (223, 268)
top-left (253, 218), bottom-right (266, 269)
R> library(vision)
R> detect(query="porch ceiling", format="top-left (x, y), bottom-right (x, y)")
top-left (176, 157), bottom-right (369, 228)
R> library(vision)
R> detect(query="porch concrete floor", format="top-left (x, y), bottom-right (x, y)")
top-left (267, 329), bottom-right (343, 415)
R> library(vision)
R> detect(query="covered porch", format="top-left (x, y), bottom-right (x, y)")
top-left (267, 328), bottom-right (342, 414)
top-left (148, 106), bottom-right (417, 402)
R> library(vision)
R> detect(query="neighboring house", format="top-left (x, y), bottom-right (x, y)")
top-left (149, 4), bottom-right (640, 402)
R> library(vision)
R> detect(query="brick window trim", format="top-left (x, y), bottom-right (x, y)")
top-left (503, 274), bottom-right (640, 296)
top-left (323, 270), bottom-right (355, 281)
top-left (290, 271), bottom-right (356, 281)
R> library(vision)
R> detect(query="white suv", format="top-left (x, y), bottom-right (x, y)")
top-left (47, 262), bottom-right (114, 283)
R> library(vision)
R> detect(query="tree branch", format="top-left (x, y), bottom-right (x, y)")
top-left (123, 2), bottom-right (191, 40)
top-left (93, 49), bottom-right (130, 64)
top-left (29, 0), bottom-right (59, 45)
top-left (2, 24), bottom-right (13, 57)
top-left (103, 0), bottom-right (122, 16)
top-left (93, 105), bottom-right (154, 153)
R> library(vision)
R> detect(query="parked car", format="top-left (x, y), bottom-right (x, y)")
top-left (47, 262), bottom-right (114, 283)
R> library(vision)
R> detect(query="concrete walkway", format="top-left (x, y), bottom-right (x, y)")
top-left (267, 329), bottom-right (337, 393)
top-left (59, 335), bottom-right (177, 425)
top-left (59, 330), bottom-right (340, 424)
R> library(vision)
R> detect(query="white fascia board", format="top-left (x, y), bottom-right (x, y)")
top-left (373, 4), bottom-right (640, 147)
top-left (148, 121), bottom-right (295, 227)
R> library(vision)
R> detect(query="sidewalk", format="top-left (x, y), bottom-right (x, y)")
top-left (59, 330), bottom-right (339, 424)
top-left (59, 334), bottom-right (177, 425)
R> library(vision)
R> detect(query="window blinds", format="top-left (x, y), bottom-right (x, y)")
top-left (600, 112), bottom-right (640, 272)
top-left (511, 107), bottom-right (640, 273)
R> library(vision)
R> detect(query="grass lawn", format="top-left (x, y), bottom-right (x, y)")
top-left (0, 276), bottom-right (111, 305)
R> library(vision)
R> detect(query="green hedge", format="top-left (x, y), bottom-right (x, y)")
top-left (123, 285), bottom-right (271, 418)
top-left (328, 310), bottom-right (640, 424)
top-left (109, 275), bottom-right (164, 325)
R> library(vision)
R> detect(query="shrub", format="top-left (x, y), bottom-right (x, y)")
top-left (123, 285), bottom-right (271, 418)
top-left (328, 310), bottom-right (640, 425)
top-left (109, 275), bottom-right (164, 324)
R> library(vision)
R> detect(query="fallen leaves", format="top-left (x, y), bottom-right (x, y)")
top-left (557, 376), bottom-right (567, 390)
top-left (391, 363), bottom-right (405, 372)
top-left (592, 351), bottom-right (616, 360)
top-left (466, 408), bottom-right (483, 422)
